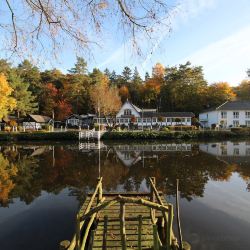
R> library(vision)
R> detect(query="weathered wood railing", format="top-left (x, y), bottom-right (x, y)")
top-left (61, 177), bottom-right (190, 250)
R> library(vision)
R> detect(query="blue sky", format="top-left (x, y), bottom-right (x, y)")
top-left (2, 0), bottom-right (250, 86)
top-left (55, 0), bottom-right (250, 86)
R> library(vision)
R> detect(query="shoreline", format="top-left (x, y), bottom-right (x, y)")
top-left (0, 129), bottom-right (250, 142)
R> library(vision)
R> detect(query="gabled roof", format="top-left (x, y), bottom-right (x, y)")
top-left (29, 114), bottom-right (52, 123)
top-left (127, 100), bottom-right (141, 113)
top-left (200, 100), bottom-right (250, 113)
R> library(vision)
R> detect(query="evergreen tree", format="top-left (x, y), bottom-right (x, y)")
top-left (8, 71), bottom-right (37, 118)
top-left (104, 68), bottom-right (111, 78)
top-left (132, 67), bottom-right (142, 85)
top-left (17, 60), bottom-right (41, 95)
top-left (122, 66), bottom-right (132, 82)
top-left (145, 72), bottom-right (150, 81)
top-left (0, 59), bottom-right (12, 75)
top-left (68, 57), bottom-right (88, 75)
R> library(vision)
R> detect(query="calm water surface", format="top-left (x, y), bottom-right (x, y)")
top-left (0, 140), bottom-right (250, 250)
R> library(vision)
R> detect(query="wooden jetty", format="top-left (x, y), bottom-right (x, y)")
top-left (60, 177), bottom-right (190, 250)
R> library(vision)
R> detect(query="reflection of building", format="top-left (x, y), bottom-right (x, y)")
top-left (200, 141), bottom-right (250, 157)
top-left (114, 143), bottom-right (192, 167)
top-left (199, 100), bottom-right (250, 128)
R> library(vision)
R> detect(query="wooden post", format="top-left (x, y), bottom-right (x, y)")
top-left (153, 224), bottom-right (160, 250)
top-left (138, 215), bottom-right (142, 250)
top-left (87, 230), bottom-right (95, 250)
top-left (120, 202), bottom-right (127, 250)
top-left (59, 240), bottom-right (70, 250)
top-left (167, 204), bottom-right (174, 250)
top-left (75, 214), bottom-right (80, 250)
top-left (150, 177), bottom-right (156, 223)
top-left (176, 179), bottom-right (183, 249)
top-left (103, 216), bottom-right (108, 250)
top-left (97, 177), bottom-right (103, 204)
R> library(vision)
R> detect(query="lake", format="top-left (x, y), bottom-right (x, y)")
top-left (0, 140), bottom-right (250, 250)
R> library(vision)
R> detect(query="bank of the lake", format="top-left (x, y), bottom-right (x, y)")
top-left (1, 128), bottom-right (250, 141)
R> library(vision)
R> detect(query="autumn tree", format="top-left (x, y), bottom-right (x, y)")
top-left (152, 63), bottom-right (165, 79)
top-left (119, 85), bottom-right (130, 103)
top-left (0, 74), bottom-right (16, 120)
top-left (235, 80), bottom-right (250, 100)
top-left (90, 72), bottom-right (121, 127)
top-left (207, 82), bottom-right (236, 107)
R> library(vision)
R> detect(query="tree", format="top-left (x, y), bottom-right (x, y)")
top-left (207, 82), bottom-right (236, 107)
top-left (17, 59), bottom-right (41, 95)
top-left (8, 71), bottom-right (37, 118)
top-left (122, 66), bottom-right (132, 82)
top-left (161, 62), bottom-right (208, 114)
top-left (1, 1), bottom-right (172, 58)
top-left (0, 59), bottom-right (12, 75)
top-left (152, 63), bottom-right (165, 79)
top-left (235, 80), bottom-right (250, 100)
top-left (119, 85), bottom-right (130, 103)
top-left (247, 69), bottom-right (250, 78)
top-left (89, 73), bottom-right (121, 127)
top-left (0, 74), bottom-right (16, 120)
top-left (145, 72), bottom-right (150, 81)
top-left (68, 57), bottom-right (88, 75)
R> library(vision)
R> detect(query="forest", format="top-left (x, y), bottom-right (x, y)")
top-left (1, 57), bottom-right (250, 121)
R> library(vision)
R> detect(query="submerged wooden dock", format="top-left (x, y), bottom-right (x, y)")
top-left (60, 177), bottom-right (190, 250)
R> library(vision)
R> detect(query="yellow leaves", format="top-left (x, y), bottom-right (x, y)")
top-left (0, 153), bottom-right (18, 206)
top-left (0, 73), bottom-right (16, 120)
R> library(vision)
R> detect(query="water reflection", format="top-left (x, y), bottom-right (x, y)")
top-left (0, 141), bottom-right (250, 250)
top-left (0, 141), bottom-right (249, 208)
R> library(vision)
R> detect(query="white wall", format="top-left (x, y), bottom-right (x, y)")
top-left (116, 102), bottom-right (140, 118)
top-left (199, 111), bottom-right (218, 128)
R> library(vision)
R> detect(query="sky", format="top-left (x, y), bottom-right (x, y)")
top-left (57, 0), bottom-right (250, 86)
top-left (1, 0), bottom-right (250, 86)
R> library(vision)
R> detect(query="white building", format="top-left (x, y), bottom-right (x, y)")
top-left (94, 100), bottom-right (194, 127)
top-left (199, 101), bottom-right (250, 128)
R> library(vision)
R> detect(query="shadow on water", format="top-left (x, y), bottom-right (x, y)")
top-left (0, 140), bottom-right (250, 249)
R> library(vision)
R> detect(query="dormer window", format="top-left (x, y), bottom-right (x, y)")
top-left (124, 109), bottom-right (132, 115)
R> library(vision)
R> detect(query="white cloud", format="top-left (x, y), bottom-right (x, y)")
top-left (178, 25), bottom-right (250, 85)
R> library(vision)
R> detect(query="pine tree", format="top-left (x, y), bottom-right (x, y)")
top-left (8, 71), bottom-right (37, 118)
top-left (145, 72), bottom-right (150, 81)
top-left (68, 57), bottom-right (88, 75)
top-left (122, 66), bottom-right (132, 81)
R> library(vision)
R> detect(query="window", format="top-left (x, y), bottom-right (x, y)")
top-left (233, 120), bottom-right (239, 127)
top-left (124, 109), bottom-right (132, 115)
top-left (221, 148), bottom-right (227, 155)
top-left (143, 118), bottom-right (147, 122)
top-left (246, 112), bottom-right (250, 119)
top-left (221, 111), bottom-right (227, 119)
top-left (246, 121), bottom-right (250, 127)
top-left (233, 112), bottom-right (239, 119)
top-left (147, 118), bottom-right (151, 122)
top-left (246, 148), bottom-right (250, 155)
top-left (137, 118), bottom-right (141, 122)
top-left (187, 118), bottom-right (191, 123)
top-left (124, 119), bottom-right (128, 123)
top-left (233, 148), bottom-right (239, 155)
top-left (167, 118), bottom-right (171, 123)
top-left (152, 118), bottom-right (157, 122)
top-left (120, 118), bottom-right (124, 123)
top-left (181, 118), bottom-right (185, 123)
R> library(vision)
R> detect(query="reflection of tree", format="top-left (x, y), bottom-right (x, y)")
top-left (1, 142), bottom-right (250, 207)
top-left (0, 153), bottom-right (18, 206)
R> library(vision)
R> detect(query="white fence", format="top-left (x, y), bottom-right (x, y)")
top-left (79, 130), bottom-right (105, 140)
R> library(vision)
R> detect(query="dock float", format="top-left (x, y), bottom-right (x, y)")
top-left (60, 177), bottom-right (191, 250)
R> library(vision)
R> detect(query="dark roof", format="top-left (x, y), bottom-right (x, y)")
top-left (139, 112), bottom-right (195, 118)
top-left (216, 100), bottom-right (250, 110)
top-left (29, 114), bottom-right (52, 123)
top-left (201, 101), bottom-right (250, 113)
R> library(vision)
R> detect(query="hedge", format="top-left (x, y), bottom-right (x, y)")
top-left (0, 131), bottom-right (79, 141)
top-left (101, 130), bottom-right (249, 140)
